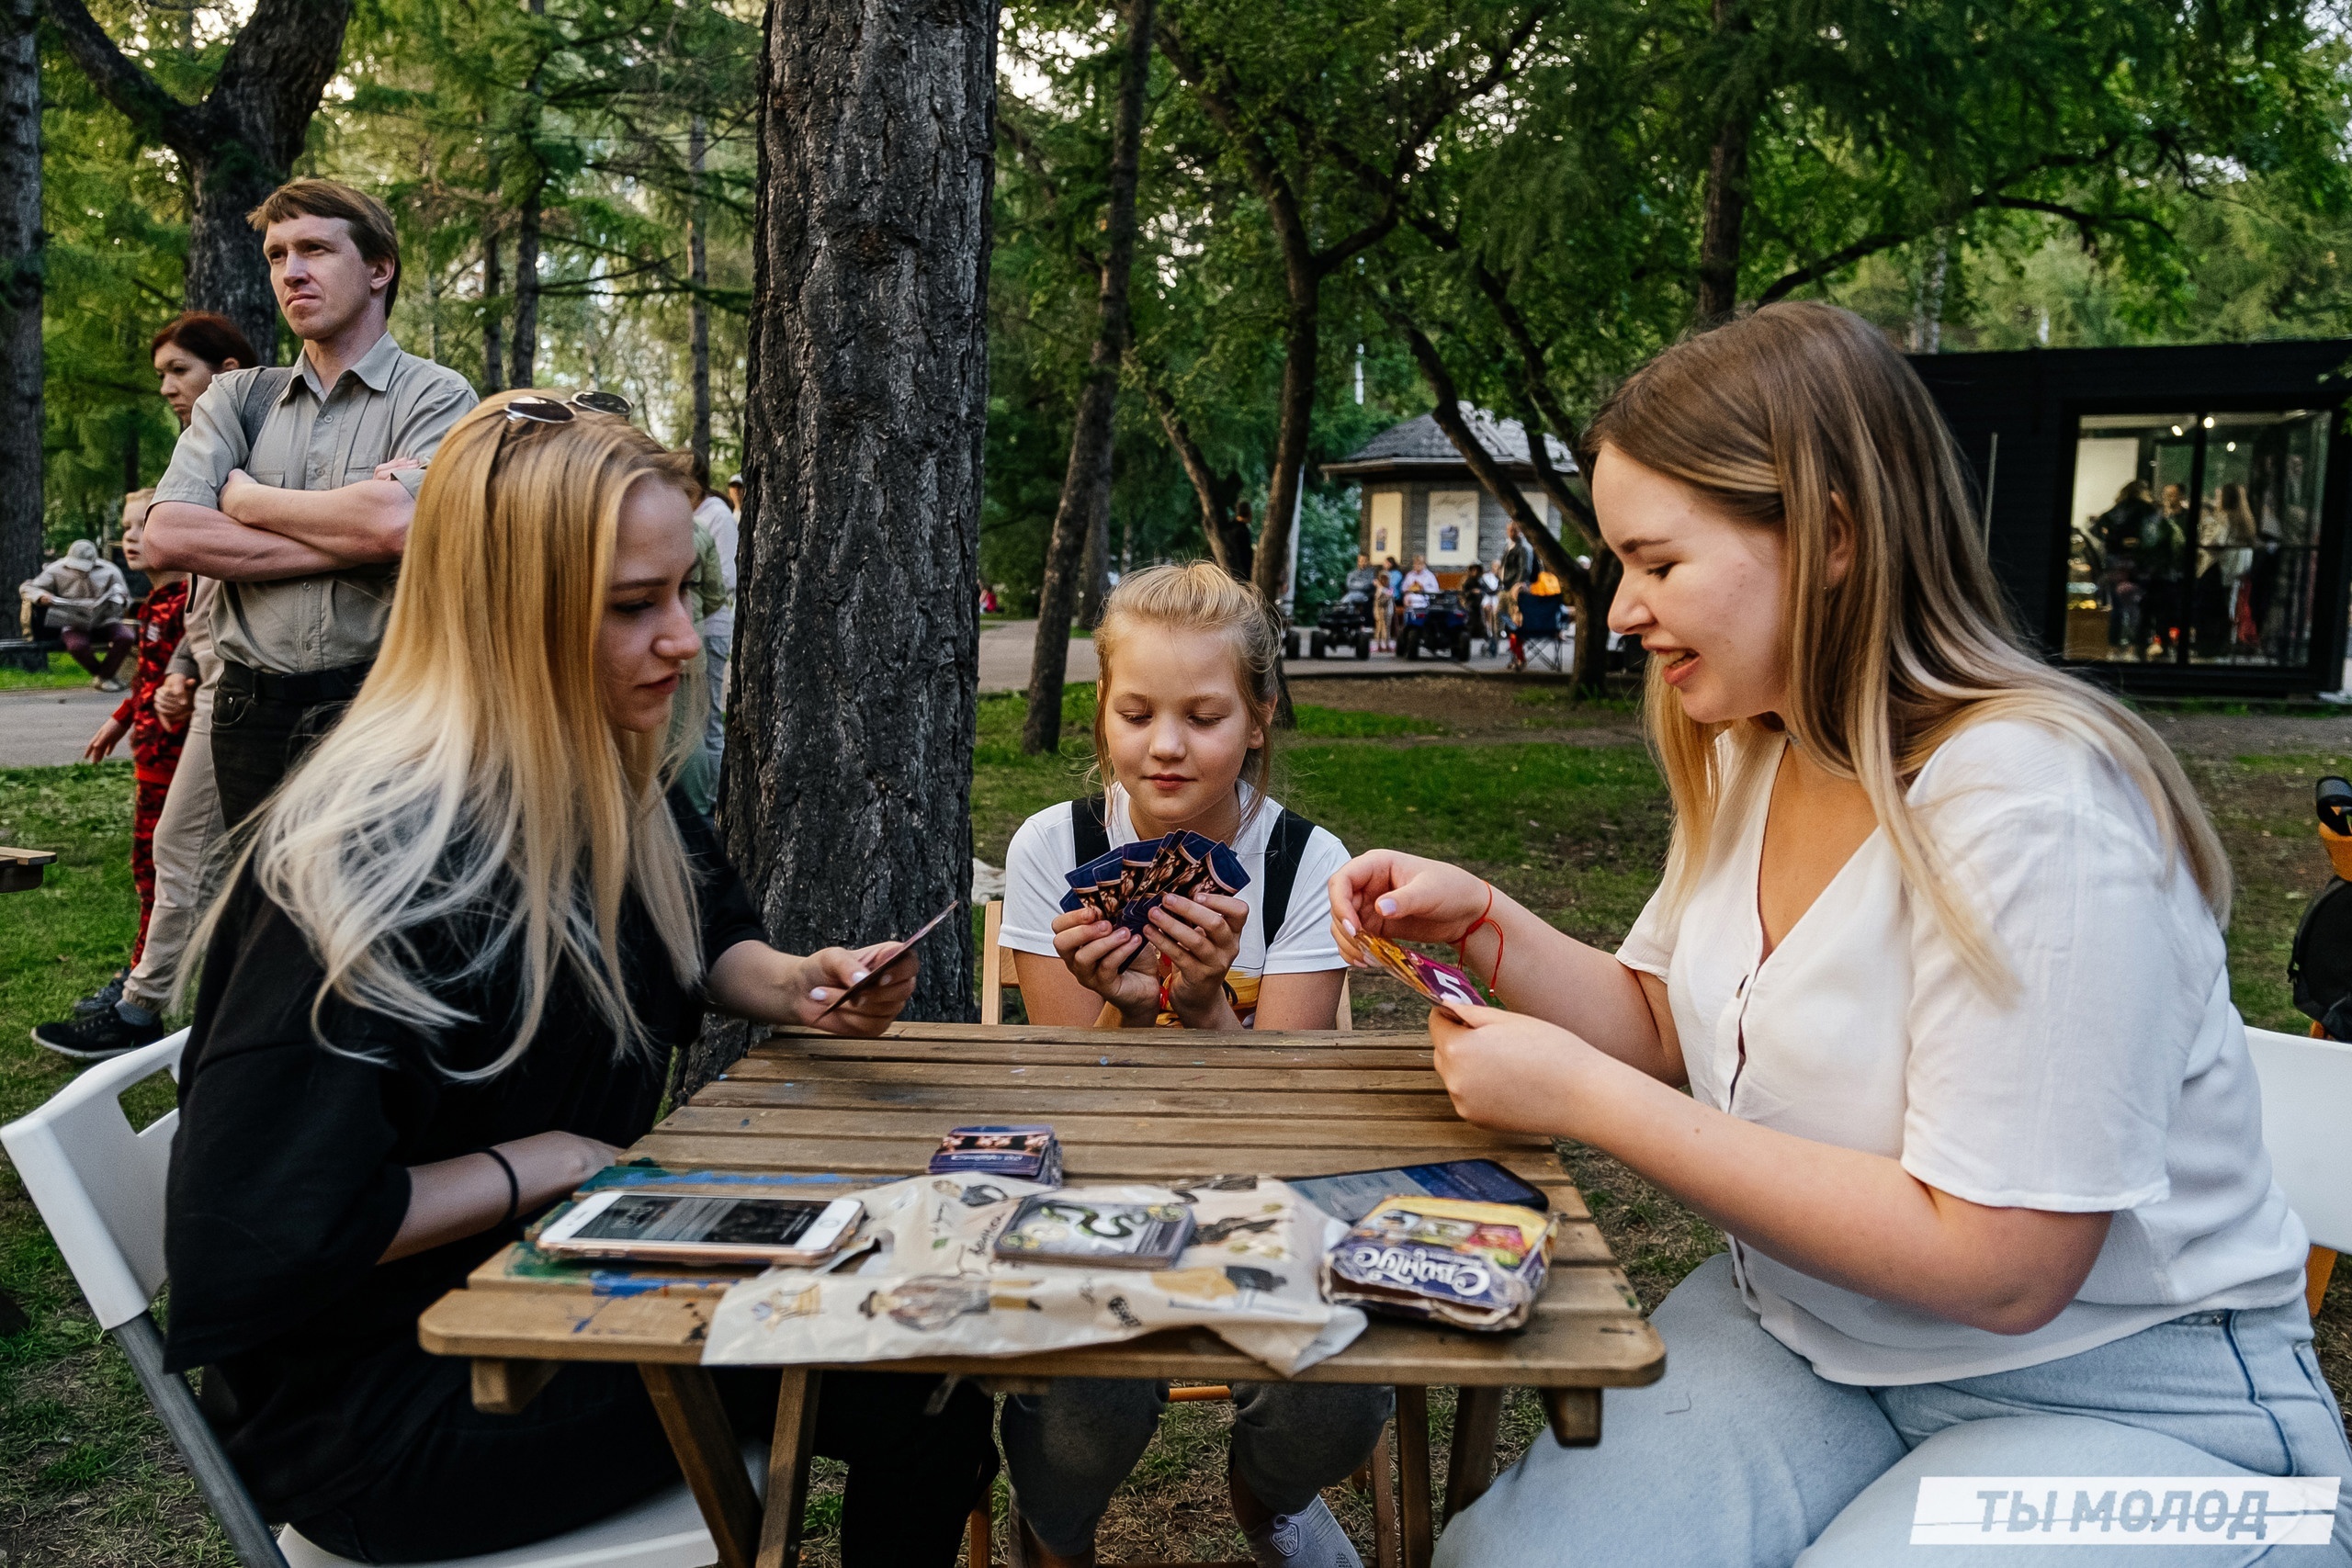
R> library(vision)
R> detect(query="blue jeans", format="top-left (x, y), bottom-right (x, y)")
top-left (1437, 1255), bottom-right (2352, 1566)
top-left (1002, 1377), bottom-right (1395, 1557)
top-left (700, 626), bottom-right (729, 767)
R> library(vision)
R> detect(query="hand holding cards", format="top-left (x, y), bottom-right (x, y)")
top-left (1351, 931), bottom-right (1490, 1020)
top-left (1059, 831), bottom-right (1250, 937)
top-left (812, 896), bottom-right (962, 1019)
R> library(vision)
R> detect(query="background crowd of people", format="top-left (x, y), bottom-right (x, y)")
top-left (17, 177), bottom-right (741, 1060)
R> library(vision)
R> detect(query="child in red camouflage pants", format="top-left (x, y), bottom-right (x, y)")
top-left (77, 493), bottom-right (189, 961)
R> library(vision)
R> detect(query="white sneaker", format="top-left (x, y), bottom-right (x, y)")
top-left (1245, 1495), bottom-right (1361, 1568)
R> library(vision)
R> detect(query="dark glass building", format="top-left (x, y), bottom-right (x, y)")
top-left (1912, 342), bottom-right (2352, 695)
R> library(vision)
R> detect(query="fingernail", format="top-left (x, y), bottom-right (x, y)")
top-left (809, 987), bottom-right (830, 1000)
top-left (851, 969), bottom-right (869, 983)
top-left (1341, 919), bottom-right (1357, 936)
top-left (1377, 897), bottom-right (1398, 916)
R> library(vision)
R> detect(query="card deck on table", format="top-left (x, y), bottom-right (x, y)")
top-left (811, 896), bottom-right (962, 1018)
top-left (928, 1124), bottom-right (1064, 1185)
top-left (1059, 831), bottom-right (1252, 936)
top-left (1351, 932), bottom-right (1490, 1019)
top-left (991, 1192), bottom-right (1195, 1269)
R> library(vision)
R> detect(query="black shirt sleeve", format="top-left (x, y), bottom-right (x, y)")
top-left (164, 880), bottom-right (426, 1372)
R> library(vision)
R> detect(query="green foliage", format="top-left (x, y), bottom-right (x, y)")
top-left (0, 654), bottom-right (105, 692)
top-left (33, 0), bottom-right (2352, 610)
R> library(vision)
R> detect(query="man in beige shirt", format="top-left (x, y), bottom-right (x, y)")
top-left (147, 178), bottom-right (476, 827)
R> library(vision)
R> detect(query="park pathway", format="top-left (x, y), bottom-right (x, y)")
top-left (0, 687), bottom-right (117, 768)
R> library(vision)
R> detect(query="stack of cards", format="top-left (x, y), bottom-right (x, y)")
top-left (928, 1124), bottom-right (1064, 1186)
top-left (1351, 932), bottom-right (1490, 1017)
top-left (1058, 832), bottom-right (1250, 934)
top-left (992, 1193), bottom-right (1196, 1269)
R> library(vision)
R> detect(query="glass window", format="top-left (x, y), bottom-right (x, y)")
top-left (2064, 410), bottom-right (2331, 670)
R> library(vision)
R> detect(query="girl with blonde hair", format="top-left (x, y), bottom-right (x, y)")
top-left (1331, 303), bottom-right (2350, 1565)
top-left (994, 560), bottom-right (1387, 1566)
top-left (161, 391), bottom-right (996, 1564)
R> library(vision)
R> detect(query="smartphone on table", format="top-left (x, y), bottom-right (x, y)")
top-left (537, 1190), bottom-right (864, 1267)
top-left (1289, 1157), bottom-right (1549, 1225)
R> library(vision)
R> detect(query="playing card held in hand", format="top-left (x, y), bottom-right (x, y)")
top-left (1059, 831), bottom-right (1250, 935)
top-left (1351, 932), bottom-right (1491, 1020)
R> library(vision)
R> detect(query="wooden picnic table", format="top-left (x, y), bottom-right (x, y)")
top-left (418, 1021), bottom-right (1664, 1568)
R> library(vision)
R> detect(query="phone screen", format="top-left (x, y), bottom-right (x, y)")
top-left (572, 1193), bottom-right (828, 1248)
top-left (1290, 1158), bottom-right (1548, 1225)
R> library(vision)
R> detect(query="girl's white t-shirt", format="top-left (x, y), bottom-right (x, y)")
top-left (1618, 718), bottom-right (2306, 1386)
top-left (1000, 785), bottom-right (1351, 988)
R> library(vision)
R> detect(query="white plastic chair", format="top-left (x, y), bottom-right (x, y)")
top-left (1, 1030), bottom-right (743, 1568)
top-left (2242, 1025), bottom-right (2352, 1318)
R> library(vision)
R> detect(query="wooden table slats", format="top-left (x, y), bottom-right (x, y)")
top-left (419, 1021), bottom-right (1665, 1568)
top-left (661, 1102), bottom-right (1542, 1148)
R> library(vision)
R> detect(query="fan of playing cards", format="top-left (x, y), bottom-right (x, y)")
top-left (1350, 932), bottom-right (1491, 1018)
top-left (1059, 832), bottom-right (1250, 936)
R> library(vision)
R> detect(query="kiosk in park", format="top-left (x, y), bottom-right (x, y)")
top-left (1911, 340), bottom-right (2352, 697)
top-left (1326, 409), bottom-right (1578, 588)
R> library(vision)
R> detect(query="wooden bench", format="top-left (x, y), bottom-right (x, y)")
top-left (0, 846), bottom-right (60, 894)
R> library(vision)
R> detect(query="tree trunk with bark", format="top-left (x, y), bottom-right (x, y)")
top-left (1693, 0), bottom-right (1753, 323)
top-left (1023, 0), bottom-right (1150, 754)
top-left (480, 217), bottom-right (505, 393)
top-left (681, 0), bottom-right (994, 1094)
top-left (1141, 376), bottom-right (1250, 577)
top-left (1391, 309), bottom-right (1617, 686)
top-left (1523, 424), bottom-right (1617, 690)
top-left (0, 0), bottom-right (39, 604)
top-left (46, 0), bottom-right (356, 361)
top-left (509, 172), bottom-right (543, 386)
top-left (688, 112), bottom-right (713, 472)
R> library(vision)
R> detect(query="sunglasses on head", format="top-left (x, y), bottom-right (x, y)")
top-left (502, 389), bottom-right (634, 424)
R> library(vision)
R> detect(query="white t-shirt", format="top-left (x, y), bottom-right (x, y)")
top-left (1618, 719), bottom-right (2305, 1386)
top-left (1000, 786), bottom-right (1351, 994)
top-left (693, 495), bottom-right (738, 640)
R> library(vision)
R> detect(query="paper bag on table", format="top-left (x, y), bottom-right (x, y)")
top-left (702, 1171), bottom-right (1366, 1376)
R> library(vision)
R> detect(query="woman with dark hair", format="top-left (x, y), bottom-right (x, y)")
top-left (151, 312), bottom-right (257, 429)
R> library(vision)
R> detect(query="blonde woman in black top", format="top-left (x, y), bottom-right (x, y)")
top-left (164, 393), bottom-right (995, 1564)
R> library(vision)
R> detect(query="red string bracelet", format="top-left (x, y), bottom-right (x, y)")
top-left (1453, 881), bottom-right (1504, 998)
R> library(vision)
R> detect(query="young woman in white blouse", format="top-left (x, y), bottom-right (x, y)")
top-left (1331, 302), bottom-right (2351, 1566)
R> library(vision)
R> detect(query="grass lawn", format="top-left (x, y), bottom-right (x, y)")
top-left (0, 764), bottom-right (232, 1566)
top-left (3, 689), bottom-right (2350, 1564)
top-left (0, 652), bottom-right (107, 694)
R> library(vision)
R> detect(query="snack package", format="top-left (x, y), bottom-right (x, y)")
top-left (1322, 1195), bottom-right (1551, 1331)
top-left (993, 1192), bottom-right (1196, 1269)
top-left (929, 1124), bottom-right (1064, 1186)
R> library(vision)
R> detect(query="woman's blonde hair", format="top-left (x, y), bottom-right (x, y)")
top-left (1092, 561), bottom-right (1284, 813)
top-left (198, 390), bottom-right (704, 1075)
top-left (1587, 302), bottom-right (2230, 992)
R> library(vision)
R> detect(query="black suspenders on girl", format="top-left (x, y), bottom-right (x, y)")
top-left (1070, 795), bottom-right (1316, 943)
